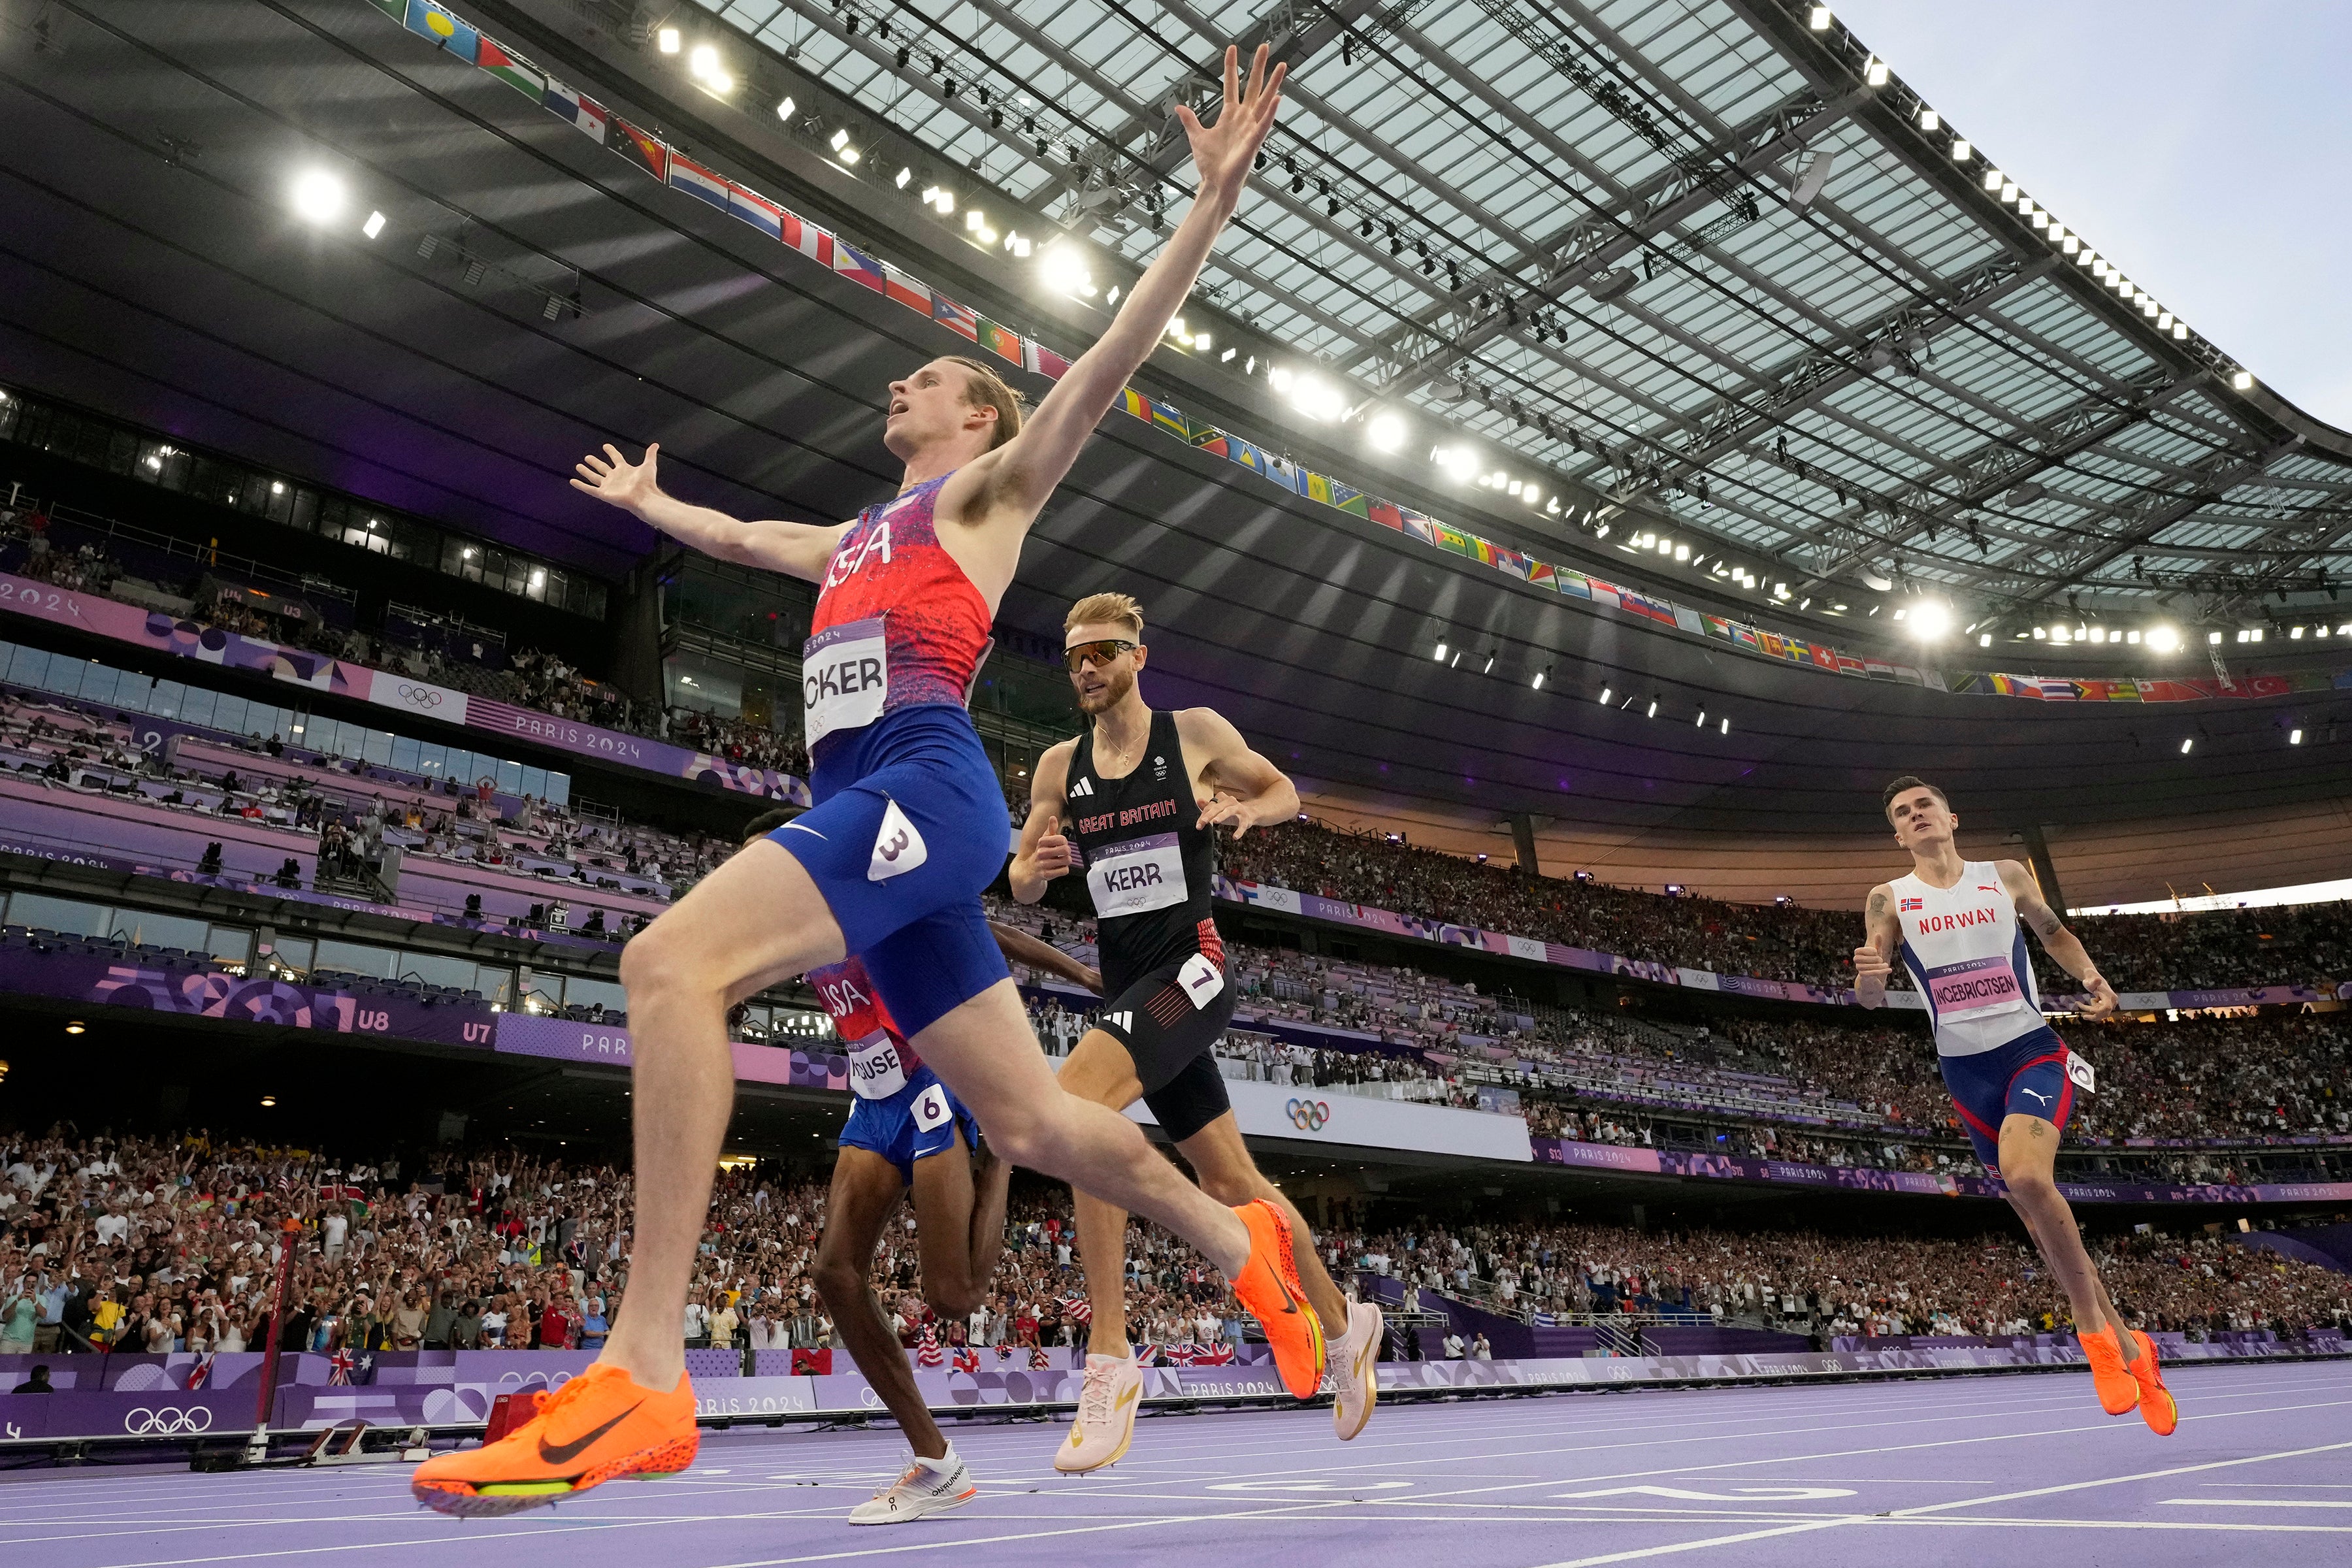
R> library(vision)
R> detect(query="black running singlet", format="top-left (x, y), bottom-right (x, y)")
top-left (1062, 709), bottom-right (1224, 997)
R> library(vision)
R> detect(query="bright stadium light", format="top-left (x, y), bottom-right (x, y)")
top-left (1808, 5), bottom-right (1832, 28)
top-left (1365, 412), bottom-right (1405, 453)
top-left (2148, 625), bottom-right (2180, 652)
top-left (290, 169), bottom-right (346, 225)
top-left (1039, 244), bottom-right (1091, 296)
top-left (362, 210), bottom-right (385, 239)
top-left (657, 26), bottom-right (681, 53)
top-left (1908, 600), bottom-right (1952, 640)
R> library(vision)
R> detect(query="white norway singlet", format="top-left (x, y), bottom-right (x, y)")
top-left (1889, 860), bottom-right (2044, 1058)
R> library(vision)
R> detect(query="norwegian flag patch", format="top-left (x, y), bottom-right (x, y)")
top-left (1899, 897), bottom-right (1924, 912)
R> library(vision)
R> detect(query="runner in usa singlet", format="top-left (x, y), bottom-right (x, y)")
top-left (1889, 859), bottom-right (2044, 1057)
top-left (802, 472), bottom-right (995, 757)
top-left (808, 956), bottom-right (923, 1101)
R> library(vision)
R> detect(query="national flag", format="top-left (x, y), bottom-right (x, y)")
top-left (791, 1347), bottom-right (832, 1375)
top-left (883, 265), bottom-right (931, 314)
top-left (915, 1323), bottom-right (943, 1367)
top-left (933, 295), bottom-right (980, 340)
top-left (606, 116), bottom-right (668, 181)
top-left (1196, 1340), bottom-right (1234, 1365)
top-left (1620, 591), bottom-right (1678, 628)
top-left (1134, 1344), bottom-right (1162, 1367)
top-left (1433, 523), bottom-right (1471, 555)
top-left (1758, 631), bottom-right (1788, 659)
top-left (1863, 658), bottom-right (1896, 680)
top-left (1527, 559), bottom-right (1557, 589)
top-left (476, 38), bottom-right (544, 99)
top-left (667, 152), bottom-right (732, 212)
top-left (1833, 652), bottom-right (1867, 676)
top-left (833, 242), bottom-right (885, 292)
top-left (1164, 1343), bottom-right (1199, 1366)
top-left (404, 1), bottom-right (479, 63)
top-left (329, 1348), bottom-right (355, 1385)
top-left (1147, 399), bottom-right (1190, 440)
top-left (1367, 498), bottom-right (1403, 530)
top-left (1117, 387), bottom-right (1149, 421)
top-left (1229, 438), bottom-right (1276, 479)
top-left (979, 318), bottom-right (1023, 365)
top-left (781, 210), bottom-right (832, 266)
top-left (1305, 472), bottom-right (1335, 506)
top-left (1808, 643), bottom-right (1840, 669)
top-left (950, 1345), bottom-right (979, 1374)
top-left (1028, 1346), bottom-right (1051, 1369)
top-left (542, 80), bottom-right (608, 144)
top-left (1587, 578), bottom-right (1624, 610)
top-left (1328, 479), bottom-right (1370, 517)
top-left (1022, 340), bottom-right (1071, 378)
top-left (1057, 1292), bottom-right (1092, 1326)
top-left (1189, 425), bottom-right (1230, 459)
top-left (1493, 546), bottom-right (1529, 579)
top-left (727, 182), bottom-right (785, 241)
top-left (1899, 897), bottom-right (1923, 912)
top-left (1469, 536), bottom-right (1499, 566)
top-left (1556, 572), bottom-right (1592, 600)
top-left (1400, 510), bottom-right (1436, 544)
top-left (184, 1352), bottom-right (216, 1390)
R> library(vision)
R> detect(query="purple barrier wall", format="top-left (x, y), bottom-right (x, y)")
top-left (5, 1334), bottom-right (2342, 1441)
top-left (492, 1011), bottom-right (849, 1091)
top-left (1532, 1137), bottom-right (2352, 1205)
top-left (2235, 1228), bottom-right (2352, 1275)
top-left (0, 937), bottom-right (498, 1045)
top-left (0, 574), bottom-right (810, 805)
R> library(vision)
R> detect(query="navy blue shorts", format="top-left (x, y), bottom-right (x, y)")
top-left (770, 706), bottom-right (1011, 1037)
top-left (1937, 1024), bottom-right (2074, 1175)
top-left (838, 1064), bottom-right (982, 1184)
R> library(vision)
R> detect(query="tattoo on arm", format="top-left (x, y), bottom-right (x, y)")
top-left (2029, 909), bottom-right (2064, 939)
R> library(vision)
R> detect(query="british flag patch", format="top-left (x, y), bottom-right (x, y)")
top-left (1899, 897), bottom-right (1923, 912)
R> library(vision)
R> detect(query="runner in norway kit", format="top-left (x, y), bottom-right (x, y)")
top-left (413, 47), bottom-right (1321, 1520)
top-left (1854, 776), bottom-right (2174, 1435)
top-left (1009, 593), bottom-right (1382, 1473)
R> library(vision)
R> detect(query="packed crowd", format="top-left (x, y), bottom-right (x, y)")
top-left (662, 708), bottom-right (810, 779)
top-left (1347, 1215), bottom-right (2352, 1339)
top-left (6, 1128), bottom-right (2344, 1372)
top-left (1220, 819), bottom-right (2352, 995)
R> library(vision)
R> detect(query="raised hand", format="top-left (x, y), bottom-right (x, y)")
top-left (570, 442), bottom-right (661, 514)
top-left (1029, 831), bottom-right (1075, 881)
top-left (2075, 973), bottom-right (2118, 1019)
top-left (1851, 943), bottom-right (1890, 983)
top-left (1175, 43), bottom-right (1287, 208)
top-left (1197, 789), bottom-right (1259, 840)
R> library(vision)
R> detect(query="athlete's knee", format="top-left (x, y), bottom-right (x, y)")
top-left (813, 1254), bottom-right (866, 1312)
top-left (619, 917), bottom-right (719, 1000)
top-left (2003, 1167), bottom-right (2060, 1206)
top-left (924, 1276), bottom-right (985, 1318)
top-left (1196, 1168), bottom-right (1262, 1207)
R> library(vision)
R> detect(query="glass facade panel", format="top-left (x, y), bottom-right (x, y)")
top-left (5, 892), bottom-right (109, 936)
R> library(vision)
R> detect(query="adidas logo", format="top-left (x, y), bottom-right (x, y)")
top-left (1102, 1011), bottom-right (1132, 1033)
top-left (1068, 776), bottom-right (1096, 798)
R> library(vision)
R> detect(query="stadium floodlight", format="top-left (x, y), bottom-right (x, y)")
top-left (1646, 699), bottom-right (1658, 717)
top-left (362, 210), bottom-right (385, 239)
top-left (1951, 139), bottom-right (1970, 162)
top-left (2291, 728), bottom-right (2304, 745)
top-left (1907, 600), bottom-right (1952, 640)
top-left (1720, 717), bottom-right (1730, 735)
top-left (1808, 5), bottom-right (1832, 29)
top-left (1864, 56), bottom-right (1888, 86)
top-left (2232, 370), bottom-right (2254, 390)
top-left (1597, 687), bottom-right (1612, 705)
top-left (290, 169), bottom-right (346, 225)
top-left (657, 25), bottom-right (680, 53)
top-left (1918, 110), bottom-right (1940, 132)
top-left (1433, 638), bottom-right (1448, 662)
top-left (1367, 412), bottom-right (1405, 452)
top-left (777, 95), bottom-right (797, 122)
top-left (2180, 738), bottom-right (2193, 754)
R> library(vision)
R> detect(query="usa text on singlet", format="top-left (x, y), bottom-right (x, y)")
top-left (1062, 709), bottom-right (1224, 995)
top-left (802, 472), bottom-right (995, 753)
top-left (1890, 860), bottom-right (2045, 1057)
top-left (809, 957), bottom-right (920, 1100)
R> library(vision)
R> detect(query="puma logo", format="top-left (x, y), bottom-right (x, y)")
top-left (2019, 1087), bottom-right (2053, 1106)
top-left (534, 1401), bottom-right (642, 1466)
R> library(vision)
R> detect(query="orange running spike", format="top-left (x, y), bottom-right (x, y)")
top-left (412, 1364), bottom-right (698, 1518)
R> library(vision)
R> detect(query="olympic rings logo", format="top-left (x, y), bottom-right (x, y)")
top-left (393, 683), bottom-right (446, 708)
top-left (1286, 1098), bottom-right (1330, 1131)
top-left (123, 1405), bottom-right (216, 1435)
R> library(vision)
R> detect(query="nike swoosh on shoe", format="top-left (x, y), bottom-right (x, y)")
top-left (536, 1402), bottom-right (643, 1467)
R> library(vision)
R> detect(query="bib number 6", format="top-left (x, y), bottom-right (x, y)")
top-left (912, 1083), bottom-right (953, 1132)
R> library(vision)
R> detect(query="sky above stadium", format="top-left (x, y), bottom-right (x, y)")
top-left (1831, 1), bottom-right (2352, 431)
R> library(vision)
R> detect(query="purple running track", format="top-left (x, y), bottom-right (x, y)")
top-left (1, 1362), bottom-right (2345, 1568)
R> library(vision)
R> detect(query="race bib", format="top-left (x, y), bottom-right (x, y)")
top-left (845, 1028), bottom-right (907, 1100)
top-left (1922, 955), bottom-right (2026, 1019)
top-left (1177, 952), bottom-right (1224, 1009)
top-left (1085, 832), bottom-right (1188, 918)
top-left (802, 617), bottom-right (888, 749)
top-left (2065, 1051), bottom-right (2097, 1094)
top-left (911, 1081), bottom-right (953, 1132)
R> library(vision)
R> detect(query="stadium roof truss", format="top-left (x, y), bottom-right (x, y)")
top-left (689, 0), bottom-right (2352, 623)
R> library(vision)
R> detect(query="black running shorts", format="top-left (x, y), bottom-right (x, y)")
top-left (1092, 958), bottom-right (1236, 1144)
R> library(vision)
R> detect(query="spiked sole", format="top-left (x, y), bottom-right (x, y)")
top-left (413, 1431), bottom-right (700, 1518)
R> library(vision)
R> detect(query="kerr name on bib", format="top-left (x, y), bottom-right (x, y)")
top-left (1086, 832), bottom-right (1187, 918)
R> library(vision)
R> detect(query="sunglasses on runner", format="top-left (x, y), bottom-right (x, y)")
top-left (1063, 639), bottom-right (1136, 672)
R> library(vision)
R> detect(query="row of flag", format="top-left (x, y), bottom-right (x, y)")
top-left (367, 0), bottom-right (2317, 711)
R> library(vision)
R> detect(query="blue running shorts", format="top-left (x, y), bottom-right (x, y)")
top-left (769, 704), bottom-right (1011, 1038)
top-left (838, 1064), bottom-right (982, 1185)
top-left (1937, 1024), bottom-right (2074, 1176)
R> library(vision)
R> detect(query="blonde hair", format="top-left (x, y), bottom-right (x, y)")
top-left (1065, 592), bottom-right (1144, 640)
top-left (941, 356), bottom-right (1026, 450)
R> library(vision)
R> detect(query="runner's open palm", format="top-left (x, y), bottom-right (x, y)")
top-left (1175, 44), bottom-right (1287, 205)
top-left (572, 442), bottom-right (661, 511)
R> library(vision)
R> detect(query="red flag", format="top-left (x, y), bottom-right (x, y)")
top-left (951, 1346), bottom-right (979, 1374)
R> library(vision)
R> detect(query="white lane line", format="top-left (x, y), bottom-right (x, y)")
top-left (2163, 1499), bottom-right (2352, 1509)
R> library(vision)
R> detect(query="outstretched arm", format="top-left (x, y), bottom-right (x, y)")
top-left (571, 443), bottom-right (849, 581)
top-left (1853, 884), bottom-right (1901, 1007)
top-left (967, 45), bottom-right (1284, 527)
top-left (988, 921), bottom-right (1102, 995)
top-left (1177, 708), bottom-right (1297, 840)
top-left (1999, 860), bottom-right (2117, 1018)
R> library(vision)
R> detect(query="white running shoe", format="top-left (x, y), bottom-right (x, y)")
top-left (1331, 1301), bottom-right (1383, 1441)
top-left (847, 1447), bottom-right (978, 1525)
top-left (1054, 1352), bottom-right (1143, 1473)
